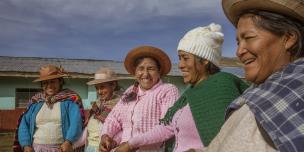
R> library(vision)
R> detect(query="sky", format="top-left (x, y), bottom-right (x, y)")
top-left (0, 0), bottom-right (238, 63)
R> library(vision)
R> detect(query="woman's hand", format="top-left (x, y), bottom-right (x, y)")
top-left (23, 146), bottom-right (33, 152)
top-left (100, 134), bottom-right (117, 152)
top-left (60, 140), bottom-right (73, 152)
top-left (115, 142), bottom-right (137, 152)
top-left (185, 148), bottom-right (204, 152)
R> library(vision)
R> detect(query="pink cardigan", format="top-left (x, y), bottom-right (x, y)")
top-left (129, 104), bottom-right (204, 152)
top-left (100, 80), bottom-right (179, 151)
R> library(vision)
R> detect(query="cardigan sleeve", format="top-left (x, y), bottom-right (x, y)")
top-left (100, 100), bottom-right (123, 138)
top-left (159, 84), bottom-right (180, 118)
top-left (18, 105), bottom-right (34, 148)
top-left (128, 124), bottom-right (174, 148)
top-left (66, 100), bottom-right (83, 142)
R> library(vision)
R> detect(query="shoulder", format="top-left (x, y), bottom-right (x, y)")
top-left (210, 72), bottom-right (246, 85)
top-left (213, 72), bottom-right (241, 80)
top-left (157, 82), bottom-right (179, 94)
top-left (160, 83), bottom-right (178, 90)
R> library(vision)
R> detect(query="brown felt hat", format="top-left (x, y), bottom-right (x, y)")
top-left (33, 65), bottom-right (68, 82)
top-left (222, 0), bottom-right (304, 26)
top-left (124, 46), bottom-right (171, 76)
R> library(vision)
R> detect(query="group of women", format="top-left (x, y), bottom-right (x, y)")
top-left (15, 0), bottom-right (304, 151)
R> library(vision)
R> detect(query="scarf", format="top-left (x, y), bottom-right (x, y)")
top-left (88, 93), bottom-right (121, 123)
top-left (226, 58), bottom-right (304, 152)
top-left (13, 89), bottom-right (85, 152)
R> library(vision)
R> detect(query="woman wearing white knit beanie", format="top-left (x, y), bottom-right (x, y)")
top-left (114, 23), bottom-right (248, 152)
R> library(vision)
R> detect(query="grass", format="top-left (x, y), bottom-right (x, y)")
top-left (0, 132), bottom-right (14, 152)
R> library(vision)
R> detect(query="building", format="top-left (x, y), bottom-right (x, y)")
top-left (0, 56), bottom-right (243, 130)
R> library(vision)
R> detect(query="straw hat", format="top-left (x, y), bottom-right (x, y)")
top-left (222, 0), bottom-right (304, 26)
top-left (87, 68), bottom-right (128, 85)
top-left (33, 65), bottom-right (68, 82)
top-left (124, 46), bottom-right (171, 76)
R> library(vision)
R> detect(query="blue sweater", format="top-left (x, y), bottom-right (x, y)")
top-left (18, 100), bottom-right (83, 147)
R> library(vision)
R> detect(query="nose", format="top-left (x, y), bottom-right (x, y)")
top-left (236, 44), bottom-right (247, 58)
top-left (178, 59), bottom-right (185, 70)
top-left (97, 88), bottom-right (103, 95)
top-left (141, 69), bottom-right (150, 77)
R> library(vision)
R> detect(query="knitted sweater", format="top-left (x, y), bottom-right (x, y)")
top-left (187, 72), bottom-right (248, 145)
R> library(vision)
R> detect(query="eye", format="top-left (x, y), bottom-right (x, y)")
top-left (244, 36), bottom-right (255, 40)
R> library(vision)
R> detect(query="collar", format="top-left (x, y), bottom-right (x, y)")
top-left (137, 80), bottom-right (163, 97)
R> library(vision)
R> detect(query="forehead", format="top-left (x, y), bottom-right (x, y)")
top-left (136, 58), bottom-right (158, 67)
top-left (178, 50), bottom-right (194, 56)
top-left (42, 78), bottom-right (60, 83)
top-left (95, 82), bottom-right (113, 87)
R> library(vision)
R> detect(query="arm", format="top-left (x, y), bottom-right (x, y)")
top-left (126, 85), bottom-right (179, 148)
top-left (128, 124), bottom-right (174, 148)
top-left (66, 101), bottom-right (83, 142)
top-left (99, 100), bottom-right (124, 151)
top-left (100, 100), bottom-right (123, 138)
top-left (18, 105), bottom-right (34, 148)
top-left (159, 84), bottom-right (180, 118)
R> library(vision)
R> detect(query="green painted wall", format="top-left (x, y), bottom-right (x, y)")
top-left (0, 77), bottom-right (39, 109)
top-left (0, 76), bottom-right (185, 110)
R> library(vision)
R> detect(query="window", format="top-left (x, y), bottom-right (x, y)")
top-left (15, 88), bottom-right (41, 108)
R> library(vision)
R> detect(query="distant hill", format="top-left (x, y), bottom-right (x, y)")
top-left (220, 57), bottom-right (243, 67)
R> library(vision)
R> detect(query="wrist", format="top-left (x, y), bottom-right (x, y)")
top-left (64, 140), bottom-right (72, 146)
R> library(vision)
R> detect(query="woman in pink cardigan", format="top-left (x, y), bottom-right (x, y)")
top-left (99, 46), bottom-right (180, 152)
top-left (114, 23), bottom-right (248, 152)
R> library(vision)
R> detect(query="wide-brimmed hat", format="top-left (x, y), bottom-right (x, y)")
top-left (87, 68), bottom-right (128, 85)
top-left (124, 46), bottom-right (171, 76)
top-left (33, 65), bottom-right (68, 82)
top-left (222, 0), bottom-right (304, 26)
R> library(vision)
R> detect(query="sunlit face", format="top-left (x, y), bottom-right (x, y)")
top-left (178, 50), bottom-right (208, 85)
top-left (135, 57), bottom-right (160, 91)
top-left (42, 78), bottom-right (61, 96)
top-left (95, 82), bottom-right (116, 101)
top-left (236, 15), bottom-right (292, 84)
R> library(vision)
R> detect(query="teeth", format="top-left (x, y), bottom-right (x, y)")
top-left (244, 59), bottom-right (254, 65)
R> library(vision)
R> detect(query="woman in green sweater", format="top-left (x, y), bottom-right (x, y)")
top-left (114, 23), bottom-right (249, 152)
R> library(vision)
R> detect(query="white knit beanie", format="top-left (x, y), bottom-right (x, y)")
top-left (177, 23), bottom-right (224, 67)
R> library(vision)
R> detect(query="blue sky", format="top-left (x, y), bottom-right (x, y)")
top-left (0, 0), bottom-right (237, 63)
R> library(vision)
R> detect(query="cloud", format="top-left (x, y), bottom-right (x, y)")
top-left (0, 0), bottom-right (235, 63)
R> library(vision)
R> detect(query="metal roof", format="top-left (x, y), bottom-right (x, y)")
top-left (0, 56), bottom-right (244, 77)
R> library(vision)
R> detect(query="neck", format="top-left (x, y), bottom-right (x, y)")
top-left (193, 75), bottom-right (208, 86)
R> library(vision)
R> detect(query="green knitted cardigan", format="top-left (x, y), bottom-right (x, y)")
top-left (160, 72), bottom-right (249, 149)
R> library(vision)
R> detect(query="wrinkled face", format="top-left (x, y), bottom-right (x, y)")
top-left (236, 15), bottom-right (292, 84)
top-left (135, 57), bottom-right (160, 91)
top-left (95, 82), bottom-right (116, 101)
top-left (42, 78), bottom-right (61, 96)
top-left (178, 50), bottom-right (207, 85)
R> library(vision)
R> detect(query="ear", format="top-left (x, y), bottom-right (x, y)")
top-left (111, 82), bottom-right (117, 90)
top-left (202, 59), bottom-right (209, 66)
top-left (284, 31), bottom-right (297, 50)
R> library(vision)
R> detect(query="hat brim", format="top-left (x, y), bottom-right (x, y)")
top-left (124, 46), bottom-right (171, 76)
top-left (222, 0), bottom-right (304, 26)
top-left (87, 76), bottom-right (134, 85)
top-left (33, 74), bottom-right (66, 82)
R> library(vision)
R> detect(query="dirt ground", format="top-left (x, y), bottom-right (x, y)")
top-left (0, 132), bottom-right (14, 152)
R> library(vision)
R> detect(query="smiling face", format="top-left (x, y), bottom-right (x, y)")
top-left (42, 78), bottom-right (61, 96)
top-left (236, 14), bottom-right (293, 84)
top-left (134, 57), bottom-right (160, 91)
top-left (178, 50), bottom-right (208, 85)
top-left (95, 82), bottom-right (116, 101)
